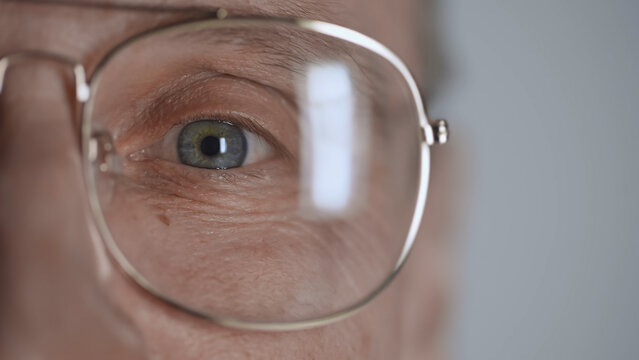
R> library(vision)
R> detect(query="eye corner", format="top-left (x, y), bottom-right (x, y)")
top-left (126, 149), bottom-right (151, 163)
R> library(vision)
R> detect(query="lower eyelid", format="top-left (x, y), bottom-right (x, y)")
top-left (124, 157), bottom-right (286, 194)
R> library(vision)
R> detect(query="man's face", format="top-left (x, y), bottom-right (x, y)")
top-left (0, 1), bottom-right (443, 359)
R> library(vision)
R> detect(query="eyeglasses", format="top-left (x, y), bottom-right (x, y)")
top-left (0, 11), bottom-right (448, 331)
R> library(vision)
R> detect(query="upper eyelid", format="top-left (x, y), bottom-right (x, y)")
top-left (129, 71), bottom-right (297, 160)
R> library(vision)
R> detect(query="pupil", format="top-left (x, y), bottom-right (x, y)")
top-left (200, 136), bottom-right (221, 157)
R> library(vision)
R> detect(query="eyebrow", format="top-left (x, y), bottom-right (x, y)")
top-left (4, 0), bottom-right (219, 13)
top-left (167, 24), bottom-right (386, 112)
top-left (8, 0), bottom-right (339, 19)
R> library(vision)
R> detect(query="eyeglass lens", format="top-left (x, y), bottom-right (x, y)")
top-left (86, 21), bottom-right (423, 323)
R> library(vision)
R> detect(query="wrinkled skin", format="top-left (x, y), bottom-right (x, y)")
top-left (0, 1), bottom-right (447, 359)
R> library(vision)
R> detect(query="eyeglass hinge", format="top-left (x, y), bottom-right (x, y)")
top-left (425, 119), bottom-right (449, 145)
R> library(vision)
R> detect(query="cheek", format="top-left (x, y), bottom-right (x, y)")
top-left (104, 265), bottom-right (403, 360)
top-left (99, 160), bottom-right (398, 322)
top-left (93, 122), bottom-right (415, 358)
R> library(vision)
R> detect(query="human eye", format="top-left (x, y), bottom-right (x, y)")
top-left (99, 71), bottom-right (299, 197)
top-left (133, 117), bottom-right (274, 171)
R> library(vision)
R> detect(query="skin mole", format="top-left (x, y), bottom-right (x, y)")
top-left (157, 212), bottom-right (171, 226)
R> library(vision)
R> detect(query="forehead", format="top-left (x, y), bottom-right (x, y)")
top-left (0, 0), bottom-right (420, 72)
top-left (38, 0), bottom-right (402, 19)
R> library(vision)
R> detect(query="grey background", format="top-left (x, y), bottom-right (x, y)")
top-left (427, 0), bottom-right (639, 359)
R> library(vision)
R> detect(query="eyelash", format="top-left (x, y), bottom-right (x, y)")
top-left (178, 112), bottom-right (281, 154)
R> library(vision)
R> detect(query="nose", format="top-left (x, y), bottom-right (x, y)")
top-left (0, 55), bottom-right (145, 359)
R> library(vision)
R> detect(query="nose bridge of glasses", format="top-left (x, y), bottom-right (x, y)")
top-left (0, 51), bottom-right (90, 103)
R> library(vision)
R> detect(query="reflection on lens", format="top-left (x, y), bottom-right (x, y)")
top-left (84, 19), bottom-right (427, 326)
top-left (299, 62), bottom-right (361, 216)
